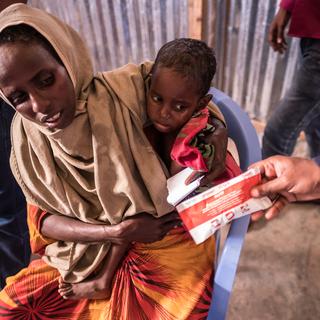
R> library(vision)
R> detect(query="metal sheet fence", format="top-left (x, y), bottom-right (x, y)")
top-left (30, 0), bottom-right (188, 71)
top-left (203, 0), bottom-right (299, 121)
top-left (29, 0), bottom-right (298, 122)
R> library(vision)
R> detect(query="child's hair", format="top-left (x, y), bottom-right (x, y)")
top-left (152, 38), bottom-right (216, 96)
top-left (0, 24), bottom-right (62, 63)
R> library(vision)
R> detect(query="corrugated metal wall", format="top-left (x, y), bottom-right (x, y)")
top-left (30, 0), bottom-right (188, 71)
top-left (29, 0), bottom-right (299, 122)
top-left (203, 0), bottom-right (299, 121)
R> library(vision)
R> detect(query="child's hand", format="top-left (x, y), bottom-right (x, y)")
top-left (185, 120), bottom-right (227, 185)
top-left (200, 119), bottom-right (228, 186)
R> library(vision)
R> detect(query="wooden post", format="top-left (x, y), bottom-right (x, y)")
top-left (188, 0), bottom-right (203, 39)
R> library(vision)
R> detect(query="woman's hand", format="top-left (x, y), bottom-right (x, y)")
top-left (114, 212), bottom-right (181, 244)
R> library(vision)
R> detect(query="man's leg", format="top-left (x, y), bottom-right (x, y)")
top-left (262, 38), bottom-right (320, 158)
top-left (304, 112), bottom-right (320, 158)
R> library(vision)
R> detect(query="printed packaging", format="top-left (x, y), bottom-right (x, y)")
top-left (175, 168), bottom-right (272, 244)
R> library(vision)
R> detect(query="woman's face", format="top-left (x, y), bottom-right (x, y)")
top-left (0, 41), bottom-right (76, 129)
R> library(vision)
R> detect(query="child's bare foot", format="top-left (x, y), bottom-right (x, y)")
top-left (58, 276), bottom-right (112, 300)
top-left (58, 243), bottom-right (129, 300)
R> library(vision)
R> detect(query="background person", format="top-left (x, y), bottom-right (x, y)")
top-left (262, 0), bottom-right (320, 159)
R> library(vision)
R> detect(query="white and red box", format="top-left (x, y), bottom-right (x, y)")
top-left (175, 168), bottom-right (272, 244)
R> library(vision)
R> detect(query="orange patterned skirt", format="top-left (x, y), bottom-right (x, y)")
top-left (0, 224), bottom-right (215, 320)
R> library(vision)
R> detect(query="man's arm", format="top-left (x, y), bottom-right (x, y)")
top-left (251, 156), bottom-right (320, 200)
top-left (250, 156), bottom-right (320, 220)
top-left (268, 1), bottom-right (293, 54)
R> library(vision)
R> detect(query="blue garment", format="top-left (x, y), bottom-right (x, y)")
top-left (313, 156), bottom-right (320, 165)
top-left (0, 100), bottom-right (30, 289)
top-left (262, 38), bottom-right (320, 158)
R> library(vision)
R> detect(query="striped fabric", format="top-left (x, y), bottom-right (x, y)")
top-left (0, 209), bottom-right (216, 319)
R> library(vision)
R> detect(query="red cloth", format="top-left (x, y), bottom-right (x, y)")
top-left (213, 152), bottom-right (242, 184)
top-left (171, 108), bottom-right (211, 172)
top-left (170, 107), bottom-right (242, 185)
top-left (280, 0), bottom-right (320, 39)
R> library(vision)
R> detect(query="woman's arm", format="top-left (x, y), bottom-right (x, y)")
top-left (41, 211), bottom-right (180, 244)
top-left (40, 214), bottom-right (118, 243)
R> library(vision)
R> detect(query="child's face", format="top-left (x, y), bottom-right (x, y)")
top-left (0, 41), bottom-right (76, 130)
top-left (147, 67), bottom-right (204, 133)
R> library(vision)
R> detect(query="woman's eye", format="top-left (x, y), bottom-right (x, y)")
top-left (10, 92), bottom-right (28, 106)
top-left (39, 75), bottom-right (54, 87)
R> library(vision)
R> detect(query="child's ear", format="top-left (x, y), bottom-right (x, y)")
top-left (197, 94), bottom-right (213, 110)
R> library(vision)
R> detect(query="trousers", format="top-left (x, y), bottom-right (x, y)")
top-left (263, 38), bottom-right (320, 158)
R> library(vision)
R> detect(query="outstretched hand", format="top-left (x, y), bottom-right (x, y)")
top-left (268, 7), bottom-right (291, 54)
top-left (251, 195), bottom-right (289, 221)
top-left (250, 156), bottom-right (320, 220)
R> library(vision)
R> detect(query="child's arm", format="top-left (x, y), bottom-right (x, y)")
top-left (200, 115), bottom-right (228, 185)
top-left (170, 160), bottom-right (185, 176)
top-left (185, 115), bottom-right (228, 185)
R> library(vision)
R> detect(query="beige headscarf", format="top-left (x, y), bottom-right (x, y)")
top-left (0, 4), bottom-right (225, 282)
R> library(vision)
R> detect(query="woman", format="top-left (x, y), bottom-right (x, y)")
top-left (0, 4), bottom-right (234, 319)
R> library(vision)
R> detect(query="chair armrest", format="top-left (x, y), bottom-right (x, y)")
top-left (207, 87), bottom-right (261, 319)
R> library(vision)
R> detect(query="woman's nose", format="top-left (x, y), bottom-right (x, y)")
top-left (30, 92), bottom-right (50, 114)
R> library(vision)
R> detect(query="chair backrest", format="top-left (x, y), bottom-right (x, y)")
top-left (207, 88), bottom-right (261, 320)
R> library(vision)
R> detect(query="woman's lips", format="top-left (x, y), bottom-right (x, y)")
top-left (40, 111), bottom-right (63, 129)
top-left (45, 112), bottom-right (61, 123)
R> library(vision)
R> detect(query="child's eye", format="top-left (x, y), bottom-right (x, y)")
top-left (152, 95), bottom-right (162, 103)
top-left (174, 104), bottom-right (186, 111)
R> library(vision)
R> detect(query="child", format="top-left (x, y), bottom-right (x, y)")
top-left (59, 38), bottom-right (238, 300)
top-left (145, 38), bottom-right (222, 179)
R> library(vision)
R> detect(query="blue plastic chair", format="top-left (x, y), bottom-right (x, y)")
top-left (207, 88), bottom-right (261, 320)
